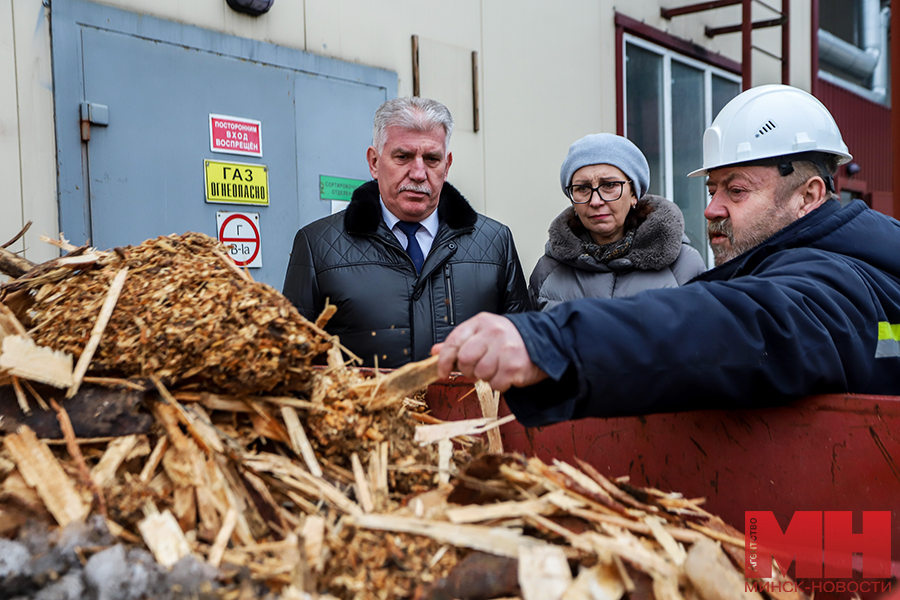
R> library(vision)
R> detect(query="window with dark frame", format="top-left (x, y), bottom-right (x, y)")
top-left (619, 27), bottom-right (741, 265)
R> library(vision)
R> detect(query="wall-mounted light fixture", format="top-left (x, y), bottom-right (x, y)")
top-left (846, 162), bottom-right (862, 177)
top-left (226, 0), bottom-right (274, 16)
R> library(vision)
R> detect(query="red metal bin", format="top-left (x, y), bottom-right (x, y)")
top-left (425, 377), bottom-right (900, 587)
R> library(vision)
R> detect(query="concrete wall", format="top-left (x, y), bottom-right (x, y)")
top-left (1, 0), bottom-right (805, 277)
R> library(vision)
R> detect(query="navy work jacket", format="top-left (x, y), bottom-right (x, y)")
top-left (505, 200), bottom-right (900, 426)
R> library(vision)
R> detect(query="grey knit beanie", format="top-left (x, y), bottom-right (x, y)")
top-left (559, 133), bottom-right (651, 199)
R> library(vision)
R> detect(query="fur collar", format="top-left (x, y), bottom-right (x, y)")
top-left (546, 194), bottom-right (685, 271)
top-left (344, 180), bottom-right (478, 234)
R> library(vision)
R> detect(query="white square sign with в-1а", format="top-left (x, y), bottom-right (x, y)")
top-left (217, 211), bottom-right (262, 268)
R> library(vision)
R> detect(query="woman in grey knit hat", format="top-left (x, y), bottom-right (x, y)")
top-left (529, 133), bottom-right (707, 311)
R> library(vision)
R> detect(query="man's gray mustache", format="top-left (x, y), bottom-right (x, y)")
top-left (399, 184), bottom-right (432, 195)
top-left (707, 218), bottom-right (733, 238)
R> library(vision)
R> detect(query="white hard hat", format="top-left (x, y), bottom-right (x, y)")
top-left (688, 84), bottom-right (852, 178)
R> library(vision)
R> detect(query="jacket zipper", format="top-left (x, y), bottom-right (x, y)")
top-left (444, 264), bottom-right (455, 325)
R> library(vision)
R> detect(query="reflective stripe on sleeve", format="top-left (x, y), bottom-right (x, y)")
top-left (876, 321), bottom-right (900, 358)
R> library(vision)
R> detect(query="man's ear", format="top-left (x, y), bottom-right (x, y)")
top-left (444, 151), bottom-right (453, 176)
top-left (366, 146), bottom-right (379, 179)
top-left (797, 176), bottom-right (829, 218)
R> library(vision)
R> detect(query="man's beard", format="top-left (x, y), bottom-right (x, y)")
top-left (707, 206), bottom-right (796, 266)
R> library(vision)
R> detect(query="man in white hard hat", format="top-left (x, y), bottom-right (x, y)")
top-left (434, 84), bottom-right (900, 423)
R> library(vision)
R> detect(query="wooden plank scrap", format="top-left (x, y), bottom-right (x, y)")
top-left (280, 406), bottom-right (323, 477)
top-left (39, 233), bottom-right (79, 253)
top-left (438, 438), bottom-right (453, 484)
top-left (67, 267), bottom-right (129, 398)
top-left (0, 301), bottom-right (28, 336)
top-left (408, 487), bottom-right (450, 520)
top-left (152, 377), bottom-right (214, 454)
top-left (216, 457), bottom-right (269, 541)
top-left (518, 542), bottom-right (572, 600)
top-left (685, 521), bottom-right (746, 548)
top-left (4, 425), bottom-right (89, 527)
top-left (355, 354), bottom-right (441, 407)
top-left (0, 335), bottom-right (74, 388)
top-left (446, 490), bottom-right (574, 524)
top-left (476, 380), bottom-right (504, 454)
top-left (351, 453), bottom-right (374, 513)
top-left (568, 508), bottom-right (707, 545)
top-left (576, 458), bottom-right (662, 514)
top-left (138, 506), bottom-right (192, 568)
top-left (353, 514), bottom-right (541, 559)
top-left (684, 538), bottom-right (764, 600)
top-left (415, 415), bottom-right (516, 446)
top-left (11, 376), bottom-right (29, 414)
top-left (208, 507), bottom-right (239, 568)
top-left (301, 515), bottom-right (326, 572)
top-left (582, 530), bottom-right (680, 580)
top-left (0, 469), bottom-right (52, 517)
top-left (20, 378), bottom-right (50, 411)
top-left (652, 573), bottom-right (685, 600)
top-left (91, 434), bottom-right (140, 488)
top-left (561, 562), bottom-right (626, 600)
top-left (140, 436), bottom-right (168, 483)
top-left (314, 303), bottom-right (337, 329)
top-left (209, 457), bottom-right (255, 546)
top-left (644, 516), bottom-right (687, 567)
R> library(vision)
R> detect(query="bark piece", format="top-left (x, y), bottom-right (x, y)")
top-left (0, 382), bottom-right (152, 438)
top-left (421, 552), bottom-right (520, 600)
top-left (0, 245), bottom-right (36, 278)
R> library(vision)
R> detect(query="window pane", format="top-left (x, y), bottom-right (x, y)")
top-left (670, 61), bottom-right (706, 254)
top-left (712, 75), bottom-right (740, 119)
top-left (626, 42), bottom-right (664, 196)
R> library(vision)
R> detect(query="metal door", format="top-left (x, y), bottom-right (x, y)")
top-left (52, 0), bottom-right (395, 288)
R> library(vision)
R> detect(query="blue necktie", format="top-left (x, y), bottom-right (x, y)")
top-left (396, 221), bottom-right (424, 274)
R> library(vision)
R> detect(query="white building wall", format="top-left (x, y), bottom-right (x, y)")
top-left (0, 0), bottom-right (808, 278)
top-left (1, 0), bottom-right (58, 266)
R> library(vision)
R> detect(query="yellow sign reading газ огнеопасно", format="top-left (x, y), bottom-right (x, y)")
top-left (204, 159), bottom-right (269, 205)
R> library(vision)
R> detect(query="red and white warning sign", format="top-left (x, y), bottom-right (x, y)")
top-left (217, 211), bottom-right (262, 268)
top-left (209, 114), bottom-right (263, 157)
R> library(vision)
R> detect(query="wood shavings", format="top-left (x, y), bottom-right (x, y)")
top-left (16, 232), bottom-right (326, 395)
top-left (0, 232), bottom-right (775, 600)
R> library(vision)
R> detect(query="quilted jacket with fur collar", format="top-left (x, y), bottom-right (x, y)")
top-left (283, 180), bottom-right (530, 367)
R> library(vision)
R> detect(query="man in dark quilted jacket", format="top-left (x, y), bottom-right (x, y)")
top-left (283, 97), bottom-right (529, 368)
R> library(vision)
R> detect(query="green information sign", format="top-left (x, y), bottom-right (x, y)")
top-left (319, 175), bottom-right (366, 202)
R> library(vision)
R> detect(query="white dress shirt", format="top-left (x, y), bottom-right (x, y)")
top-left (380, 199), bottom-right (440, 258)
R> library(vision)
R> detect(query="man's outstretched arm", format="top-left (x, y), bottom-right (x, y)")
top-left (432, 312), bottom-right (548, 391)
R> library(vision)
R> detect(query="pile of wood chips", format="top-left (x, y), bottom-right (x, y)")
top-left (0, 232), bottom-right (790, 600)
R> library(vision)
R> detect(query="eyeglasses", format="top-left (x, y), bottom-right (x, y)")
top-left (565, 181), bottom-right (631, 204)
